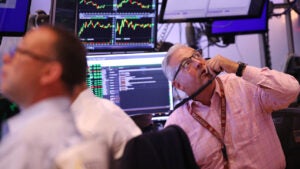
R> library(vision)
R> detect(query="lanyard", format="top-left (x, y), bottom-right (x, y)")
top-left (191, 77), bottom-right (229, 169)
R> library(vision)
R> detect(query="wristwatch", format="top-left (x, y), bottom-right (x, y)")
top-left (236, 62), bottom-right (247, 77)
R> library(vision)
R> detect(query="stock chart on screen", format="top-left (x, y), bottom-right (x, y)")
top-left (77, 0), bottom-right (157, 53)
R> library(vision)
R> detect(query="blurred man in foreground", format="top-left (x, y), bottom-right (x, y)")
top-left (0, 25), bottom-right (86, 169)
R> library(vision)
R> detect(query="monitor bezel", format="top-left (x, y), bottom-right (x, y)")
top-left (76, 0), bottom-right (159, 54)
top-left (159, 0), bottom-right (266, 23)
top-left (86, 51), bottom-right (174, 116)
top-left (0, 0), bottom-right (32, 36)
top-left (49, 0), bottom-right (77, 33)
top-left (207, 0), bottom-right (269, 37)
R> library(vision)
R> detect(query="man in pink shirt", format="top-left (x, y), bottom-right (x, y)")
top-left (162, 44), bottom-right (300, 169)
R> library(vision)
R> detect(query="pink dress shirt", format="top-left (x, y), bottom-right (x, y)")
top-left (165, 66), bottom-right (300, 169)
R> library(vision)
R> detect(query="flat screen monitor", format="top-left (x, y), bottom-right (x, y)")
top-left (0, 0), bottom-right (31, 36)
top-left (210, 0), bottom-right (269, 36)
top-left (77, 0), bottom-right (158, 53)
top-left (50, 0), bottom-right (77, 32)
top-left (86, 52), bottom-right (173, 116)
top-left (159, 0), bottom-right (266, 23)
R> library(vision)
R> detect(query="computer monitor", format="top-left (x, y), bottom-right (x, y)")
top-left (86, 52), bottom-right (173, 116)
top-left (159, 0), bottom-right (266, 23)
top-left (77, 0), bottom-right (158, 53)
top-left (50, 0), bottom-right (77, 32)
top-left (0, 0), bottom-right (31, 36)
top-left (209, 0), bottom-right (269, 36)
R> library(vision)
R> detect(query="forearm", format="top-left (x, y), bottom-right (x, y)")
top-left (243, 66), bottom-right (300, 111)
top-left (207, 55), bottom-right (300, 110)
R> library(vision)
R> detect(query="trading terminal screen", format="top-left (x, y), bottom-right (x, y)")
top-left (86, 52), bottom-right (173, 116)
top-left (76, 0), bottom-right (158, 53)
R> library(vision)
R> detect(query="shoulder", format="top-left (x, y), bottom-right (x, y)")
top-left (165, 104), bottom-right (192, 128)
top-left (72, 89), bottom-right (123, 113)
top-left (71, 89), bottom-right (141, 134)
top-left (1, 109), bottom-right (79, 158)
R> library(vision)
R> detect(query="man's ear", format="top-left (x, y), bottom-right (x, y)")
top-left (40, 62), bottom-right (63, 85)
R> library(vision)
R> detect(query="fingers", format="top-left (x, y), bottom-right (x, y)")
top-left (206, 57), bottom-right (223, 76)
top-left (206, 55), bottom-right (239, 74)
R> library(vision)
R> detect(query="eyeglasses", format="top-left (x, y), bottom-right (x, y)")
top-left (8, 47), bottom-right (55, 62)
top-left (173, 51), bottom-right (202, 81)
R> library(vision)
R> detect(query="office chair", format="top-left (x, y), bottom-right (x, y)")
top-left (285, 56), bottom-right (300, 82)
top-left (285, 56), bottom-right (300, 107)
top-left (120, 125), bottom-right (199, 169)
top-left (272, 108), bottom-right (300, 169)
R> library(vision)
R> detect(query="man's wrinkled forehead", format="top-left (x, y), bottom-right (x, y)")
top-left (171, 47), bottom-right (194, 62)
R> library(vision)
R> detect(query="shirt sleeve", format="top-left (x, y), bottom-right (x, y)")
top-left (242, 66), bottom-right (300, 112)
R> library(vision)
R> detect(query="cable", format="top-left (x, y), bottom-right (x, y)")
top-left (214, 40), bottom-right (231, 48)
top-left (169, 76), bottom-right (216, 115)
top-left (270, 0), bottom-right (298, 17)
top-left (288, 0), bottom-right (300, 15)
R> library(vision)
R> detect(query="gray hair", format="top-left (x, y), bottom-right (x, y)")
top-left (161, 43), bottom-right (189, 81)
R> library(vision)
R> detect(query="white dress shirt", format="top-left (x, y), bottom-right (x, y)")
top-left (0, 96), bottom-right (80, 169)
top-left (63, 88), bottom-right (141, 169)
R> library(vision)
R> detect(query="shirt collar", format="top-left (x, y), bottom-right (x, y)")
top-left (70, 88), bottom-right (93, 113)
top-left (187, 78), bottom-right (222, 110)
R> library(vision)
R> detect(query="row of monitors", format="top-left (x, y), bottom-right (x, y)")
top-left (0, 0), bottom-right (268, 52)
top-left (54, 0), bottom-right (268, 53)
top-left (51, 0), bottom-right (158, 53)
top-left (0, 0), bottom-right (158, 53)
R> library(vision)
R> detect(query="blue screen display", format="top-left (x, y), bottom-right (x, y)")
top-left (211, 1), bottom-right (268, 35)
top-left (0, 0), bottom-right (31, 36)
